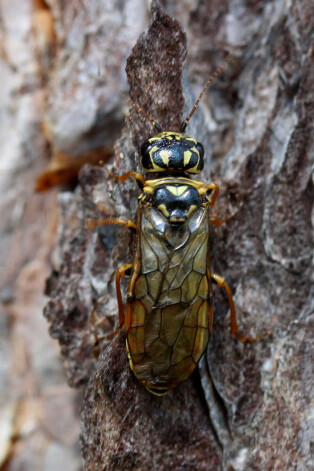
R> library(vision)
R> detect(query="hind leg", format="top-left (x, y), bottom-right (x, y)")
top-left (106, 263), bottom-right (133, 339)
top-left (211, 273), bottom-right (266, 343)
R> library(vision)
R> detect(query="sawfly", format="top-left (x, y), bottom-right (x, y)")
top-left (89, 54), bottom-right (263, 395)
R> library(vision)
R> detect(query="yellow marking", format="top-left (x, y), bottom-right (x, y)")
top-left (169, 217), bottom-right (186, 222)
top-left (177, 185), bottom-right (188, 196)
top-left (166, 185), bottom-right (188, 196)
top-left (158, 204), bottom-right (170, 218)
top-left (147, 132), bottom-right (199, 146)
top-left (146, 386), bottom-right (169, 396)
top-left (146, 145), bottom-right (168, 171)
top-left (162, 132), bottom-right (182, 139)
top-left (190, 146), bottom-right (199, 154)
top-left (185, 137), bottom-right (197, 144)
top-left (145, 177), bottom-right (205, 189)
top-left (159, 149), bottom-right (170, 165)
top-left (126, 340), bottom-right (134, 371)
top-left (181, 147), bottom-right (201, 173)
top-left (148, 131), bottom-right (185, 142)
top-left (151, 163), bottom-right (165, 171)
top-left (185, 204), bottom-right (198, 218)
top-left (187, 160), bottom-right (201, 173)
top-left (143, 186), bottom-right (153, 194)
top-left (148, 145), bottom-right (160, 160)
top-left (148, 135), bottom-right (163, 142)
top-left (183, 150), bottom-right (192, 166)
top-left (148, 131), bottom-right (181, 142)
top-left (188, 165), bottom-right (201, 174)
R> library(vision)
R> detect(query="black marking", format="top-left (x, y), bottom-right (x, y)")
top-left (152, 184), bottom-right (202, 222)
top-left (141, 133), bottom-right (204, 174)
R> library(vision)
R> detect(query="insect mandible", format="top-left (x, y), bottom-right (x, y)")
top-left (90, 55), bottom-right (260, 395)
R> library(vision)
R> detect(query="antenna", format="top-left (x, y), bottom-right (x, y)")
top-left (180, 53), bottom-right (234, 133)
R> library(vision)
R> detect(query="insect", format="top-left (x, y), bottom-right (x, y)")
top-left (90, 55), bottom-right (260, 395)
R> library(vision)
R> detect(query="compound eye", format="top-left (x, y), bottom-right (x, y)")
top-left (141, 141), bottom-right (150, 156)
top-left (195, 142), bottom-right (204, 158)
top-left (140, 140), bottom-right (155, 171)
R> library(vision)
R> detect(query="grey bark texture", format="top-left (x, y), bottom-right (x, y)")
top-left (0, 1), bottom-right (82, 470)
top-left (2, 0), bottom-right (312, 470)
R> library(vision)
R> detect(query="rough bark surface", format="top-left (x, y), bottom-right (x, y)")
top-left (0, 1), bottom-right (82, 470)
top-left (79, 1), bottom-right (313, 469)
top-left (0, 0), bottom-right (146, 469)
top-left (3, 0), bottom-right (312, 470)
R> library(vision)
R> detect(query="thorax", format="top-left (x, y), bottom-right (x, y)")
top-left (140, 176), bottom-right (209, 224)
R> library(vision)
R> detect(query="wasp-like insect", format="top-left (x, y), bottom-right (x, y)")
top-left (90, 55), bottom-right (260, 395)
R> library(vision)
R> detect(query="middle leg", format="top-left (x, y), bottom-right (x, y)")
top-left (87, 218), bottom-right (137, 231)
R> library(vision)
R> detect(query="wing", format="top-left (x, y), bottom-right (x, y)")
top-left (125, 203), bottom-right (213, 391)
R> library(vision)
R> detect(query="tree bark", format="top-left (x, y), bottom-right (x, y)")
top-left (36, 0), bottom-right (313, 470)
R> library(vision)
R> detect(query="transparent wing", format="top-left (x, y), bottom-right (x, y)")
top-left (126, 203), bottom-right (213, 390)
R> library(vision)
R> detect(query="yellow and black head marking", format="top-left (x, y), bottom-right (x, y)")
top-left (140, 131), bottom-right (204, 174)
top-left (139, 54), bottom-right (234, 178)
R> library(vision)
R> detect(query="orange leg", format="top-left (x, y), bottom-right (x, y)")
top-left (107, 263), bottom-right (133, 339)
top-left (211, 273), bottom-right (264, 343)
top-left (210, 212), bottom-right (236, 227)
top-left (205, 181), bottom-right (242, 225)
top-left (210, 204), bottom-right (242, 227)
top-left (87, 217), bottom-right (137, 231)
top-left (205, 182), bottom-right (219, 207)
top-left (112, 170), bottom-right (146, 188)
top-left (88, 171), bottom-right (145, 227)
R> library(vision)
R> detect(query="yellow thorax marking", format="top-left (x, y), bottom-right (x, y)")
top-left (158, 204), bottom-right (170, 218)
top-left (169, 217), bottom-right (186, 222)
top-left (144, 177), bottom-right (205, 191)
top-left (185, 204), bottom-right (198, 218)
top-left (165, 185), bottom-right (188, 196)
